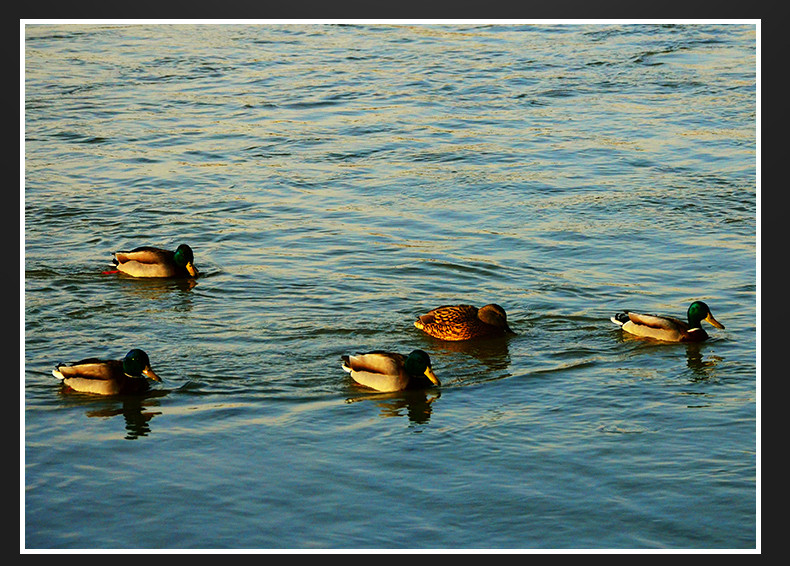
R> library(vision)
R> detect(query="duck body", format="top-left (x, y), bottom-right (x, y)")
top-left (610, 301), bottom-right (724, 343)
top-left (112, 244), bottom-right (198, 278)
top-left (341, 350), bottom-right (440, 392)
top-left (414, 304), bottom-right (515, 341)
top-left (53, 349), bottom-right (162, 396)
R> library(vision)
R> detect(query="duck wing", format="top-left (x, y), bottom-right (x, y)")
top-left (343, 351), bottom-right (405, 374)
top-left (113, 247), bottom-right (172, 264)
top-left (341, 352), bottom-right (410, 392)
top-left (628, 312), bottom-right (688, 332)
top-left (418, 304), bottom-right (477, 325)
top-left (53, 358), bottom-right (122, 380)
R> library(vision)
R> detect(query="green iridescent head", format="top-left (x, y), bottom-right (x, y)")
top-left (173, 244), bottom-right (198, 276)
top-left (173, 244), bottom-right (194, 267)
top-left (687, 301), bottom-right (725, 330)
top-left (404, 350), bottom-right (440, 386)
top-left (123, 349), bottom-right (162, 382)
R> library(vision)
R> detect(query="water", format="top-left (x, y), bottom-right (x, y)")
top-left (23, 23), bottom-right (757, 550)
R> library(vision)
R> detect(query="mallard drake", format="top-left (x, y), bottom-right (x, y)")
top-left (341, 349), bottom-right (440, 392)
top-left (610, 300), bottom-right (725, 342)
top-left (414, 304), bottom-right (516, 341)
top-left (112, 244), bottom-right (198, 278)
top-left (53, 349), bottom-right (162, 395)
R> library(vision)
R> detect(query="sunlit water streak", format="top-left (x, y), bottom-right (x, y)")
top-left (24, 23), bottom-right (756, 549)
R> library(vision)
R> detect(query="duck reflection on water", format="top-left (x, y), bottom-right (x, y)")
top-left (58, 390), bottom-right (168, 440)
top-left (345, 389), bottom-right (441, 425)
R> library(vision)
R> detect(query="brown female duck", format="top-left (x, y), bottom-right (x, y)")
top-left (414, 303), bottom-right (516, 341)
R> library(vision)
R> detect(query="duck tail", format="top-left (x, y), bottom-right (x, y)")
top-left (103, 253), bottom-right (120, 274)
top-left (610, 312), bottom-right (629, 326)
top-left (340, 355), bottom-right (352, 373)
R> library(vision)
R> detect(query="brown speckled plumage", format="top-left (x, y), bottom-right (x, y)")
top-left (414, 304), bottom-right (515, 341)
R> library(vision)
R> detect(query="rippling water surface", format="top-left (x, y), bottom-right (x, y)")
top-left (23, 23), bottom-right (757, 550)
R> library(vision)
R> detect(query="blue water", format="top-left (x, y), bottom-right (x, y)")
top-left (23, 23), bottom-right (757, 550)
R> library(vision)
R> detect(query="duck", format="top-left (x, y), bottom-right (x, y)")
top-left (414, 303), bottom-right (516, 341)
top-left (610, 300), bottom-right (725, 342)
top-left (341, 349), bottom-right (440, 392)
top-left (111, 244), bottom-right (198, 278)
top-left (53, 349), bottom-right (162, 395)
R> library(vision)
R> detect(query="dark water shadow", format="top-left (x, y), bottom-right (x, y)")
top-left (58, 388), bottom-right (169, 440)
top-left (611, 328), bottom-right (725, 382)
top-left (108, 272), bottom-right (199, 313)
top-left (684, 342), bottom-right (724, 381)
top-left (345, 388), bottom-right (441, 425)
top-left (414, 332), bottom-right (513, 379)
top-left (113, 272), bottom-right (199, 292)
